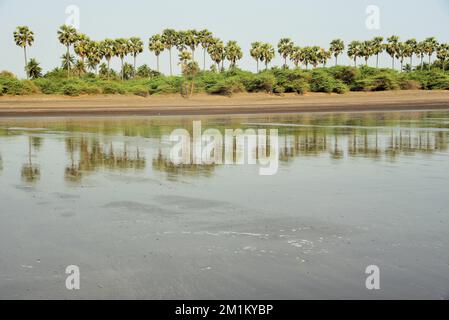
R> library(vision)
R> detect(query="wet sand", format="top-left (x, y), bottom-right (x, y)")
top-left (0, 90), bottom-right (449, 117)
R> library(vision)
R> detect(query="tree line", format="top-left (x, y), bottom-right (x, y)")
top-left (12, 25), bottom-right (449, 80)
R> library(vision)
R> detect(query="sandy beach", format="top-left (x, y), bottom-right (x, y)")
top-left (0, 90), bottom-right (448, 117)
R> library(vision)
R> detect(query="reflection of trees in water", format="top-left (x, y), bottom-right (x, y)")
top-left (64, 137), bottom-right (146, 183)
top-left (21, 136), bottom-right (41, 183)
top-left (152, 150), bottom-right (215, 181)
top-left (152, 126), bottom-right (449, 177)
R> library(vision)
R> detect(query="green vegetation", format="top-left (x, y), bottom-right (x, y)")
top-left (2, 26), bottom-right (449, 97)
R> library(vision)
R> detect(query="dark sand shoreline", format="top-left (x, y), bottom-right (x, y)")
top-left (1, 90), bottom-right (448, 117)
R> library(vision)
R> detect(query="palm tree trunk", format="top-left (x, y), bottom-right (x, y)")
top-left (169, 48), bottom-right (173, 76)
top-left (335, 55), bottom-right (338, 66)
top-left (107, 59), bottom-right (110, 80)
top-left (203, 48), bottom-right (206, 71)
top-left (256, 59), bottom-right (259, 73)
top-left (157, 55), bottom-right (160, 73)
top-left (428, 54), bottom-right (431, 70)
top-left (392, 57), bottom-right (394, 70)
top-left (67, 45), bottom-right (70, 78)
top-left (24, 46), bottom-right (28, 79)
top-left (376, 54), bottom-right (379, 68)
top-left (421, 56), bottom-right (424, 70)
top-left (121, 58), bottom-right (124, 80)
top-left (133, 55), bottom-right (137, 75)
top-left (410, 56), bottom-right (413, 71)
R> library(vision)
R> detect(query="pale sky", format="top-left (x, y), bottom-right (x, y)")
top-left (1, 0), bottom-right (449, 77)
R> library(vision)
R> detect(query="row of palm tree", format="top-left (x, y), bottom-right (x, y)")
top-left (13, 25), bottom-right (449, 80)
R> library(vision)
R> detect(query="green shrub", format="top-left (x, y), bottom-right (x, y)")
top-left (327, 66), bottom-right (360, 86)
top-left (310, 70), bottom-right (336, 93)
top-left (353, 73), bottom-right (399, 91)
top-left (62, 83), bottom-right (81, 96)
top-left (207, 77), bottom-right (245, 96)
top-left (101, 82), bottom-right (125, 94)
top-left (245, 73), bottom-right (276, 93)
top-left (129, 85), bottom-right (149, 97)
top-left (333, 80), bottom-right (349, 94)
top-left (0, 77), bottom-right (40, 95)
top-left (290, 79), bottom-right (310, 94)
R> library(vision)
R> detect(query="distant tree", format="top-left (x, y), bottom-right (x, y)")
top-left (371, 37), bottom-right (384, 68)
top-left (386, 35), bottom-right (400, 70)
top-left (161, 29), bottom-right (178, 76)
top-left (330, 39), bottom-right (344, 66)
top-left (114, 38), bottom-right (130, 80)
top-left (318, 48), bottom-right (332, 67)
top-left (57, 25), bottom-right (79, 78)
top-left (360, 40), bottom-right (373, 66)
top-left (250, 42), bottom-right (263, 72)
top-left (129, 37), bottom-right (144, 73)
top-left (437, 43), bottom-right (449, 71)
top-left (87, 41), bottom-right (103, 74)
top-left (404, 39), bottom-right (418, 71)
top-left (74, 59), bottom-right (87, 77)
top-left (198, 29), bottom-right (214, 71)
top-left (26, 58), bottom-right (42, 79)
top-left (13, 26), bottom-right (34, 79)
top-left (347, 41), bottom-right (361, 67)
top-left (207, 38), bottom-right (225, 72)
top-left (100, 39), bottom-right (115, 79)
top-left (423, 37), bottom-right (439, 70)
top-left (148, 34), bottom-right (165, 73)
top-left (260, 43), bottom-right (275, 70)
top-left (61, 53), bottom-right (75, 71)
top-left (290, 46), bottom-right (303, 69)
top-left (74, 34), bottom-right (91, 63)
top-left (225, 41), bottom-right (243, 69)
top-left (278, 38), bottom-right (294, 68)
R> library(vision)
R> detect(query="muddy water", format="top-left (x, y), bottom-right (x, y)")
top-left (0, 111), bottom-right (448, 299)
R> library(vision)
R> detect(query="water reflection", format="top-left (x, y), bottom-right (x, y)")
top-left (0, 110), bottom-right (449, 183)
top-left (21, 136), bottom-right (41, 183)
top-left (64, 137), bottom-right (146, 182)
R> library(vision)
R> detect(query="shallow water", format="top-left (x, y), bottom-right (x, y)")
top-left (0, 110), bottom-right (449, 299)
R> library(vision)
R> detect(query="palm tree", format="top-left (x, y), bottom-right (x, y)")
top-left (371, 37), bottom-right (384, 68)
top-left (182, 30), bottom-right (199, 61)
top-left (225, 41), bottom-right (243, 69)
top-left (87, 41), bottom-right (102, 74)
top-left (250, 42), bottom-right (263, 72)
top-left (347, 41), bottom-right (361, 67)
top-left (437, 43), bottom-right (449, 71)
top-left (114, 38), bottom-right (130, 80)
top-left (74, 59), bottom-right (87, 77)
top-left (100, 39), bottom-right (115, 79)
top-left (26, 58), bottom-right (42, 79)
top-left (148, 34), bottom-right (165, 73)
top-left (207, 38), bottom-right (225, 72)
top-left (290, 46), bottom-right (303, 69)
top-left (198, 29), bottom-right (213, 71)
top-left (404, 39), bottom-right (417, 71)
top-left (309, 46), bottom-right (321, 68)
top-left (61, 53), bottom-right (75, 71)
top-left (386, 36), bottom-right (399, 70)
top-left (74, 34), bottom-right (90, 63)
top-left (330, 39), bottom-right (344, 66)
top-left (423, 37), bottom-right (438, 70)
top-left (360, 40), bottom-right (373, 66)
top-left (278, 38), bottom-right (294, 68)
top-left (129, 37), bottom-right (144, 73)
top-left (161, 29), bottom-right (178, 76)
top-left (417, 41), bottom-right (426, 70)
top-left (395, 42), bottom-right (406, 72)
top-left (13, 26), bottom-right (34, 78)
top-left (260, 43), bottom-right (275, 70)
top-left (318, 48), bottom-right (331, 67)
top-left (57, 25), bottom-right (79, 78)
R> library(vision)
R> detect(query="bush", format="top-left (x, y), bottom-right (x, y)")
top-left (207, 77), bottom-right (245, 96)
top-left (310, 70), bottom-right (336, 93)
top-left (0, 77), bottom-right (40, 95)
top-left (101, 82), bottom-right (126, 94)
top-left (327, 66), bottom-right (360, 86)
top-left (353, 73), bottom-right (399, 91)
top-left (245, 73), bottom-right (276, 93)
top-left (399, 79), bottom-right (421, 90)
top-left (129, 85), bottom-right (149, 97)
top-left (290, 79), bottom-right (310, 94)
top-left (62, 83), bottom-right (81, 96)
